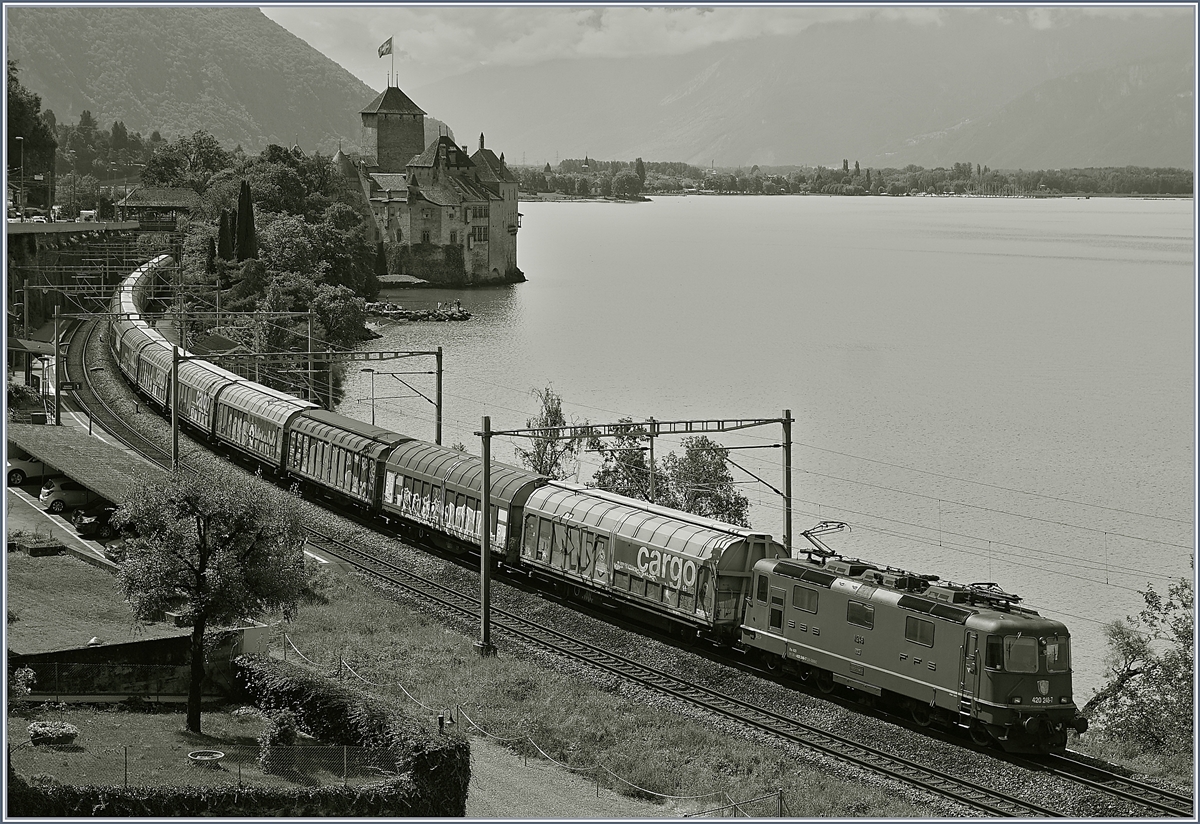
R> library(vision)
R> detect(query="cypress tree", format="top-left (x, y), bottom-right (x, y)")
top-left (216, 210), bottom-right (233, 260)
top-left (374, 240), bottom-right (388, 276)
top-left (235, 180), bottom-right (257, 261)
top-left (229, 207), bottom-right (238, 258)
top-left (205, 235), bottom-right (216, 275)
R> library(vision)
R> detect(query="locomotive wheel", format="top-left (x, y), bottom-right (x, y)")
top-left (762, 653), bottom-right (780, 673)
top-left (816, 671), bottom-right (836, 694)
top-left (797, 665), bottom-right (814, 683)
top-left (910, 703), bottom-right (933, 727)
top-left (969, 722), bottom-right (994, 747)
top-left (7, 469), bottom-right (25, 486)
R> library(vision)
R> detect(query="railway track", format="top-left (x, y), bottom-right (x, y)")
top-left (303, 528), bottom-right (1057, 818)
top-left (1014, 752), bottom-right (1194, 817)
top-left (67, 314), bottom-right (1192, 818)
top-left (67, 318), bottom-right (176, 470)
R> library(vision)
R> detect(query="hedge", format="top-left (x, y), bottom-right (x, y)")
top-left (8, 655), bottom-right (470, 817)
top-left (233, 654), bottom-right (470, 813)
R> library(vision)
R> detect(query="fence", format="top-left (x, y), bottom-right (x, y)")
top-left (10, 742), bottom-right (401, 789)
top-left (685, 790), bottom-right (791, 817)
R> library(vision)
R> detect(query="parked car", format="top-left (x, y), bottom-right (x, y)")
top-left (102, 539), bottom-right (125, 563)
top-left (73, 500), bottom-right (118, 538)
top-left (39, 477), bottom-right (99, 514)
top-left (29, 215), bottom-right (47, 223)
top-left (7, 446), bottom-right (58, 486)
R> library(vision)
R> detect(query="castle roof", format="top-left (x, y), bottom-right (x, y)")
top-left (360, 85), bottom-right (426, 116)
top-left (407, 135), bottom-right (475, 170)
top-left (369, 173), bottom-right (409, 193)
top-left (412, 174), bottom-right (496, 207)
top-left (414, 182), bottom-right (463, 207)
top-left (472, 148), bottom-right (516, 184)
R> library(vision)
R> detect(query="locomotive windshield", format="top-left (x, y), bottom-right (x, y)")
top-left (996, 634), bottom-right (1071, 673)
top-left (1004, 636), bottom-right (1039, 673)
top-left (1043, 635), bottom-right (1070, 672)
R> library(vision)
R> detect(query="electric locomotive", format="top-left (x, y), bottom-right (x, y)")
top-left (739, 522), bottom-right (1088, 752)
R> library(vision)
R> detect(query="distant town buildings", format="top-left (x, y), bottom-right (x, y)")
top-left (334, 84), bottom-right (522, 284)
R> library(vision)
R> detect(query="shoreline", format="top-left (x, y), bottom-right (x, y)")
top-left (520, 191), bottom-right (1192, 203)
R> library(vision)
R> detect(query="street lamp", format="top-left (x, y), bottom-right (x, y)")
top-left (15, 136), bottom-right (24, 220)
top-left (361, 367), bottom-right (376, 426)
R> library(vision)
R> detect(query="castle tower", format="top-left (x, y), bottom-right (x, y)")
top-left (360, 85), bottom-right (426, 173)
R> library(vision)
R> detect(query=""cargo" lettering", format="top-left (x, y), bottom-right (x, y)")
top-left (636, 546), bottom-right (697, 589)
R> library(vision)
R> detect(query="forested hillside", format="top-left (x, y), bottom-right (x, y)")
top-left (6, 7), bottom-right (449, 154)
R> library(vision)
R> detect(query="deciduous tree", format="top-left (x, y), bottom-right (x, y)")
top-left (590, 422), bottom-right (751, 526)
top-left (515, 386), bottom-right (586, 480)
top-left (657, 436), bottom-right (750, 526)
top-left (612, 170), bottom-right (642, 199)
top-left (588, 419), bottom-right (654, 499)
top-left (1084, 570), bottom-right (1193, 769)
top-left (111, 468), bottom-right (307, 733)
top-left (7, 60), bottom-right (58, 201)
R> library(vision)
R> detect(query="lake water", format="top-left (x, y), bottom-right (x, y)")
top-left (340, 195), bottom-right (1195, 699)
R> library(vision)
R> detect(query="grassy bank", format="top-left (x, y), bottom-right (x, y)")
top-left (282, 571), bottom-right (931, 818)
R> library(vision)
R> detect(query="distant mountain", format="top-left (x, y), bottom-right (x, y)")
top-left (5, 7), bottom-right (450, 156)
top-left (879, 61), bottom-right (1194, 170)
top-left (7, 7), bottom-right (1190, 170)
top-left (412, 9), bottom-right (1193, 170)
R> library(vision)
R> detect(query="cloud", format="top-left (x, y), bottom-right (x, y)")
top-left (261, 5), bottom-right (1186, 90)
top-left (264, 6), bottom-right (885, 87)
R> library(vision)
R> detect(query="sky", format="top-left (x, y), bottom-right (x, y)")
top-left (258, 4), bottom-right (1168, 92)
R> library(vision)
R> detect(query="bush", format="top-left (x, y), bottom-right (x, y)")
top-left (257, 709), bottom-right (301, 773)
top-left (234, 655), bottom-right (469, 814)
top-left (27, 721), bottom-right (79, 745)
top-left (7, 382), bottom-right (40, 409)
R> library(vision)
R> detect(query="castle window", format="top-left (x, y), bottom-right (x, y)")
top-left (421, 230), bottom-right (431, 244)
top-left (469, 226), bottom-right (489, 243)
top-left (450, 231), bottom-right (457, 245)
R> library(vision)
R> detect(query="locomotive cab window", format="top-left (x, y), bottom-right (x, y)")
top-left (1004, 636), bottom-right (1039, 673)
top-left (904, 616), bottom-right (934, 647)
top-left (1043, 636), bottom-right (1070, 672)
top-left (847, 601), bottom-right (874, 629)
top-left (985, 636), bottom-right (1004, 670)
top-left (792, 585), bottom-right (818, 614)
top-left (756, 574), bottom-right (769, 603)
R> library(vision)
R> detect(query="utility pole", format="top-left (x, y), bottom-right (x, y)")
top-left (16, 136), bottom-right (24, 220)
top-left (783, 409), bottom-right (792, 556)
top-left (171, 345), bottom-right (180, 470)
top-left (326, 347), bottom-right (333, 410)
top-left (475, 415), bottom-right (496, 657)
top-left (648, 417), bottom-right (656, 503)
top-left (23, 277), bottom-right (32, 384)
top-left (435, 346), bottom-right (443, 445)
top-left (307, 309), bottom-right (315, 403)
top-left (361, 368), bottom-right (376, 426)
top-left (53, 306), bottom-right (61, 425)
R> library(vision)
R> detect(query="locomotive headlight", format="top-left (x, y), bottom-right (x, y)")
top-left (1060, 697), bottom-right (1070, 704)
top-left (1011, 697), bottom-right (1022, 704)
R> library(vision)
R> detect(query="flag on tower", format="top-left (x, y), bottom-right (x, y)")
top-left (378, 37), bottom-right (393, 58)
